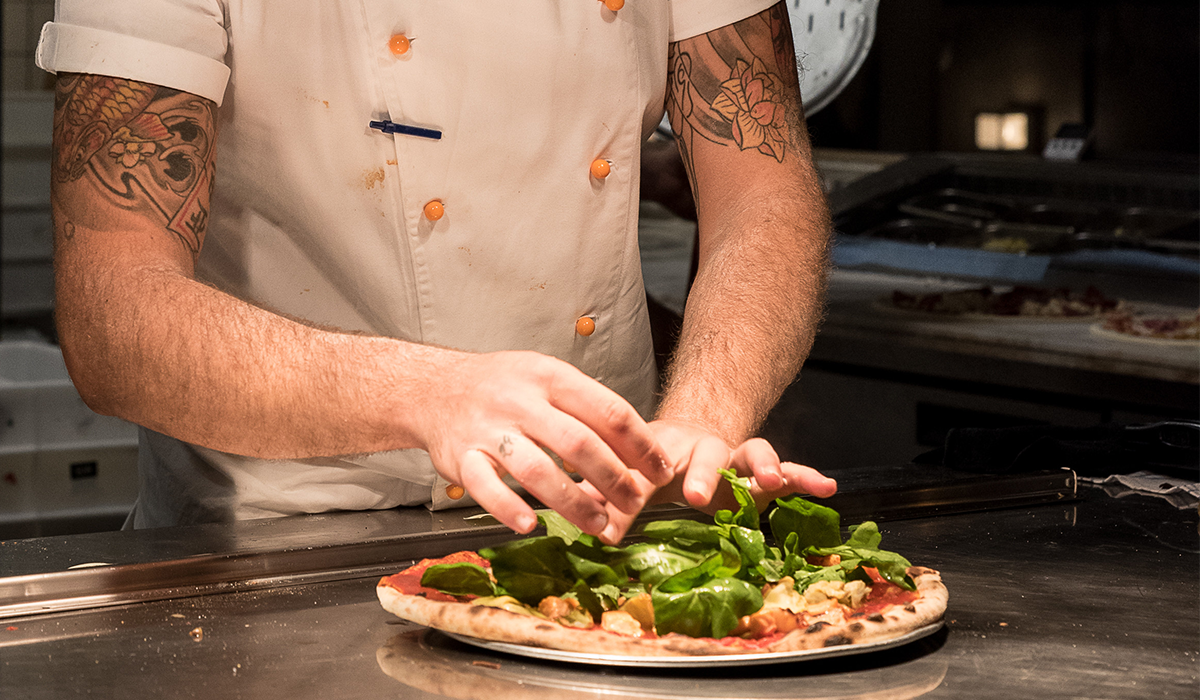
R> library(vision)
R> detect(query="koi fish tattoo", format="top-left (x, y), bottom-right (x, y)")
top-left (53, 73), bottom-right (217, 258)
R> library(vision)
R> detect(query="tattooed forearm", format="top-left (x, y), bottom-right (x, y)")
top-left (666, 4), bottom-right (805, 188)
top-left (52, 73), bottom-right (217, 257)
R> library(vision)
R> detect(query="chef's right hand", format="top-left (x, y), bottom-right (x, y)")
top-left (415, 350), bottom-right (673, 543)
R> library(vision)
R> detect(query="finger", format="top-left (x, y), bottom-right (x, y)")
top-left (521, 406), bottom-right (643, 514)
top-left (681, 436), bottom-right (733, 508)
top-left (458, 449), bottom-right (538, 535)
top-left (780, 462), bottom-right (838, 499)
top-left (491, 432), bottom-right (611, 536)
top-left (548, 372), bottom-right (673, 487)
top-left (578, 473), bottom-right (654, 545)
top-left (732, 438), bottom-right (784, 492)
top-left (597, 504), bottom-right (639, 545)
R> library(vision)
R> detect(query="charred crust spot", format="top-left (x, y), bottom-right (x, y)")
top-left (805, 622), bottom-right (830, 634)
top-left (904, 604), bottom-right (917, 613)
top-left (848, 622), bottom-right (864, 633)
top-left (849, 612), bottom-right (865, 619)
top-left (468, 606), bottom-right (488, 616)
top-left (823, 635), bottom-right (851, 647)
top-left (868, 613), bottom-right (885, 622)
top-left (534, 624), bottom-right (556, 632)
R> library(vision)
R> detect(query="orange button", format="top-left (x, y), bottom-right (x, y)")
top-left (423, 200), bottom-right (444, 221)
top-left (590, 158), bottom-right (611, 179)
top-left (388, 34), bottom-right (411, 56)
top-left (602, 0), bottom-right (625, 11)
top-left (575, 316), bottom-right (596, 337)
top-left (445, 484), bottom-right (465, 500)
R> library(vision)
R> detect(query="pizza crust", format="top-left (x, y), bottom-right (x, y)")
top-left (766, 567), bottom-right (947, 652)
top-left (376, 566), bottom-right (947, 657)
top-left (1089, 322), bottom-right (1200, 346)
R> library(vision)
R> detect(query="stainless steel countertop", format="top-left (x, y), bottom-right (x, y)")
top-left (1, 484), bottom-right (1196, 699)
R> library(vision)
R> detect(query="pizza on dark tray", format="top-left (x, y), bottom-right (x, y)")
top-left (888, 285), bottom-right (1120, 319)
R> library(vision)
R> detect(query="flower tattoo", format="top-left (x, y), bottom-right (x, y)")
top-left (664, 4), bottom-right (805, 197)
top-left (107, 115), bottom-right (172, 168)
top-left (109, 137), bottom-right (157, 167)
top-left (711, 58), bottom-right (789, 161)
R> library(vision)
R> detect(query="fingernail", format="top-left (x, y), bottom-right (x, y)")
top-left (515, 513), bottom-right (537, 533)
top-left (588, 512), bottom-right (609, 534)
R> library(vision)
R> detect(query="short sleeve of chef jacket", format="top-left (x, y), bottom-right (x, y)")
top-left (36, 0), bottom-right (778, 105)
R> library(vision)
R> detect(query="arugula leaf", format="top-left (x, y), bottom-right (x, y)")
top-left (803, 521), bottom-right (915, 590)
top-left (755, 557), bottom-right (786, 582)
top-left (729, 525), bottom-right (766, 568)
top-left (845, 522), bottom-right (883, 549)
top-left (567, 579), bottom-right (604, 621)
top-left (565, 539), bottom-right (624, 587)
top-left (769, 496), bottom-right (842, 550)
top-left (858, 552), bottom-right (914, 589)
top-left (792, 560), bottom-right (857, 591)
top-left (482, 536), bottom-right (576, 605)
top-left (538, 510), bottom-right (583, 545)
top-left (419, 562), bottom-right (498, 597)
top-left (656, 539), bottom-right (742, 593)
top-left (641, 519), bottom-right (727, 546)
top-left (618, 542), bottom-right (712, 586)
top-left (714, 468), bottom-right (759, 530)
top-left (592, 583), bottom-right (623, 610)
top-left (652, 577), bottom-right (762, 639)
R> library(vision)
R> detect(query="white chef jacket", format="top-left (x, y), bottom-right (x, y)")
top-left (37, 0), bottom-right (777, 528)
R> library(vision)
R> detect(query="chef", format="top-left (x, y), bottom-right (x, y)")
top-left (35, 0), bottom-right (835, 543)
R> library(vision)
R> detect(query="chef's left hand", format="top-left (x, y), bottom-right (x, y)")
top-left (578, 419), bottom-right (837, 542)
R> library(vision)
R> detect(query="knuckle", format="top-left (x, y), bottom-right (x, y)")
top-left (611, 471), bottom-right (640, 500)
top-left (554, 425), bottom-right (593, 460)
top-left (598, 397), bottom-right (634, 435)
top-left (501, 456), bottom-right (535, 481)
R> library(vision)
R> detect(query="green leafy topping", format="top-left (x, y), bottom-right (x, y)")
top-left (419, 562), bottom-right (497, 597)
top-left (538, 510), bottom-right (583, 545)
top-left (713, 468), bottom-right (759, 530)
top-left (482, 536), bottom-right (576, 605)
top-left (651, 577), bottom-right (763, 639)
top-left (769, 495), bottom-right (842, 550)
top-left (420, 471), bottom-right (920, 636)
top-left (618, 541), bottom-right (712, 586)
top-left (567, 580), bottom-right (604, 622)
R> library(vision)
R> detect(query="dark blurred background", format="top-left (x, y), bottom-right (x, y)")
top-left (805, 0), bottom-right (1198, 161)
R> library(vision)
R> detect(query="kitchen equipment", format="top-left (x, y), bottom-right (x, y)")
top-left (789, 0), bottom-right (881, 116)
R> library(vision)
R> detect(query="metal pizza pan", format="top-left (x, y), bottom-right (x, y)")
top-left (442, 620), bottom-right (944, 668)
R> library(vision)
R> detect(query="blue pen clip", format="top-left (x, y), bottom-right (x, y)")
top-left (369, 119), bottom-right (442, 140)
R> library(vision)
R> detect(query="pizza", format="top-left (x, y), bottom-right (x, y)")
top-left (888, 284), bottom-right (1121, 319)
top-left (377, 470), bottom-right (947, 658)
top-left (1093, 307), bottom-right (1200, 344)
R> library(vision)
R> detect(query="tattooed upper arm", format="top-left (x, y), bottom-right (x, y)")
top-left (52, 73), bottom-right (217, 261)
top-left (665, 4), bottom-right (807, 202)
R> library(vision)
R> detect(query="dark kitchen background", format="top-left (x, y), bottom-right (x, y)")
top-left (808, 0), bottom-right (1198, 159)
